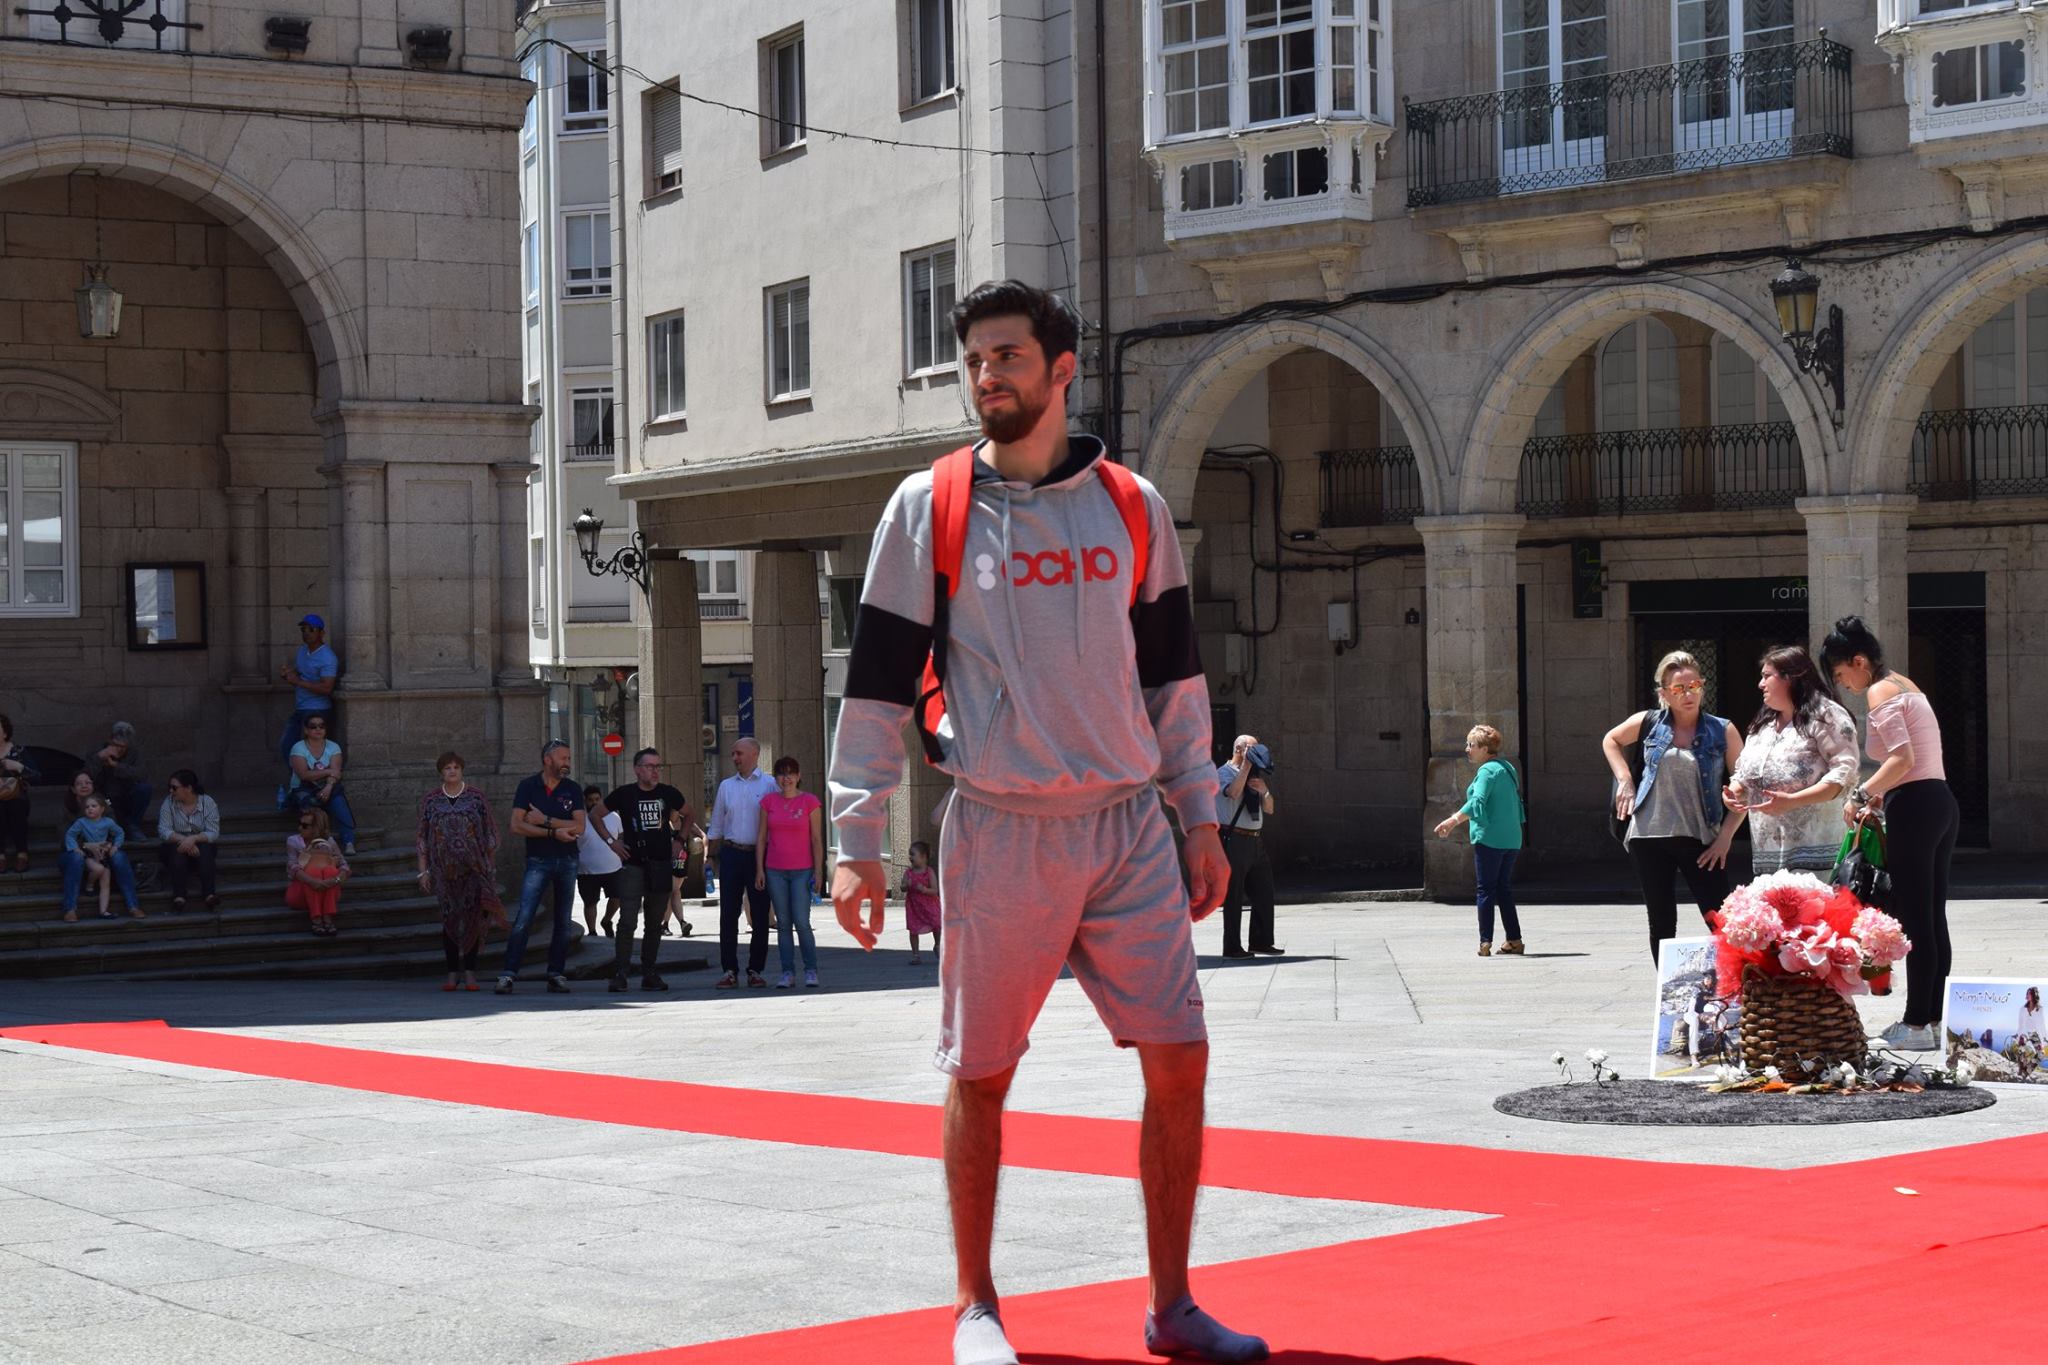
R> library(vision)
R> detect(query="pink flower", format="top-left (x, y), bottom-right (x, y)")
top-left (1851, 908), bottom-right (1912, 967)
top-left (1777, 934), bottom-right (1832, 977)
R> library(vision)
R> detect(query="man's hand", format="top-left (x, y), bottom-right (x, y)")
top-left (831, 859), bottom-right (887, 950)
top-left (1183, 825), bottom-right (1228, 922)
top-left (1247, 777), bottom-right (1269, 796)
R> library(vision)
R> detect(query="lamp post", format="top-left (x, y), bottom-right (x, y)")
top-left (1770, 258), bottom-right (1845, 424)
top-left (572, 508), bottom-right (651, 599)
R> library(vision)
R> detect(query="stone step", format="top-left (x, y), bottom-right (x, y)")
top-left (0, 854), bottom-right (423, 920)
top-left (7, 824), bottom-right (392, 860)
top-left (59, 932), bottom-right (709, 983)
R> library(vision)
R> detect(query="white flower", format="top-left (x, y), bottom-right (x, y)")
top-left (1955, 1062), bottom-right (1976, 1086)
top-left (1586, 1048), bottom-right (1609, 1066)
top-left (1552, 1051), bottom-right (1566, 1066)
top-left (1837, 1063), bottom-right (1858, 1087)
top-left (1763, 1065), bottom-right (1781, 1081)
top-left (1717, 1065), bottom-right (1740, 1083)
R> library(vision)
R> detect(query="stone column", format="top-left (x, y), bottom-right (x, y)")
top-left (491, 463), bottom-right (534, 688)
top-left (224, 486), bottom-right (268, 685)
top-left (1797, 493), bottom-right (1917, 689)
top-left (330, 462), bottom-right (391, 691)
top-left (638, 552), bottom-right (704, 809)
top-left (750, 549), bottom-right (827, 797)
top-left (1416, 513), bottom-right (1525, 897)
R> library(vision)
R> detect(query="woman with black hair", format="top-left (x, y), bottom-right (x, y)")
top-left (1725, 646), bottom-right (1858, 874)
top-left (1822, 615), bottom-right (1957, 1052)
top-left (156, 769), bottom-right (222, 911)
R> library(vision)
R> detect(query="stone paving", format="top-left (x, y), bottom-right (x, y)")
top-left (1, 895), bottom-right (2043, 1363)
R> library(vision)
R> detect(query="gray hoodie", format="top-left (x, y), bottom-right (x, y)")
top-left (828, 435), bottom-right (1213, 861)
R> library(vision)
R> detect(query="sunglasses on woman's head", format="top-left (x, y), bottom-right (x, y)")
top-left (298, 820), bottom-right (315, 829)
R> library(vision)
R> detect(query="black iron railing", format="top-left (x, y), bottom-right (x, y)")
top-left (566, 441), bottom-right (615, 461)
top-left (700, 599), bottom-right (745, 621)
top-left (16, 0), bottom-right (200, 49)
top-left (1912, 404), bottom-right (2048, 500)
top-left (1517, 422), bottom-right (1805, 517)
top-left (1319, 446), bottom-right (1424, 527)
top-left (1405, 37), bottom-right (1852, 208)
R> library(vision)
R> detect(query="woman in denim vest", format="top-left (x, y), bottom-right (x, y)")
top-left (1601, 651), bottom-right (1746, 963)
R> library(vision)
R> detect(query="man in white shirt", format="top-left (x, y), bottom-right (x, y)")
top-left (706, 737), bottom-right (779, 988)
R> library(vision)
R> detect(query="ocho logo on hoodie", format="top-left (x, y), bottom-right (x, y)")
top-left (975, 547), bottom-right (1121, 590)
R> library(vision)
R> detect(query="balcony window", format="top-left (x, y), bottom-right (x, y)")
top-left (568, 385), bottom-right (614, 458)
top-left (26, 0), bottom-right (191, 50)
top-left (563, 46), bottom-right (610, 134)
top-left (1246, 0), bottom-right (1317, 123)
top-left (649, 312), bottom-right (687, 421)
top-left (1262, 145), bottom-right (1328, 199)
top-left (563, 211), bottom-right (612, 298)
top-left (1879, 0), bottom-right (2045, 141)
top-left (1180, 158), bottom-right (1243, 211)
top-left (1931, 41), bottom-right (2025, 108)
top-left (1162, 0), bottom-right (1231, 134)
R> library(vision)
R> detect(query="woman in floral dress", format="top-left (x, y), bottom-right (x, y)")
top-left (416, 751), bottom-right (503, 990)
top-left (1726, 646), bottom-right (1859, 874)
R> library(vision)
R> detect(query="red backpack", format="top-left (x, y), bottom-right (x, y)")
top-left (912, 444), bottom-right (1150, 763)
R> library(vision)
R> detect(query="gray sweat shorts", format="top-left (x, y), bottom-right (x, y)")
top-left (934, 787), bottom-right (1207, 1079)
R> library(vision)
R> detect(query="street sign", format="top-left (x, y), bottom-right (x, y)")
top-left (600, 733), bottom-right (625, 756)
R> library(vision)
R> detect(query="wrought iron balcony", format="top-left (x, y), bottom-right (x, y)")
top-left (1517, 422), bottom-right (1805, 518)
top-left (1912, 404), bottom-right (2048, 501)
top-left (1319, 446), bottom-right (1424, 528)
top-left (565, 441), bottom-right (615, 462)
top-left (19, 0), bottom-right (199, 49)
top-left (1404, 37), bottom-right (1852, 209)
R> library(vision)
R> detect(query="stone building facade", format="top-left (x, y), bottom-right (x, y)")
top-left (1086, 0), bottom-right (2048, 889)
top-left (0, 0), bottom-right (540, 818)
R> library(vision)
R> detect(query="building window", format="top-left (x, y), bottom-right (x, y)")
top-left (563, 210), bottom-right (612, 298)
top-left (568, 385), bottom-right (615, 456)
top-left (1246, 0), bottom-right (1317, 123)
top-left (521, 54), bottom-right (541, 151)
top-left (767, 280), bottom-right (812, 401)
top-left (648, 83), bottom-right (684, 195)
top-left (1262, 145), bottom-right (1327, 199)
top-left (1931, 40), bottom-right (2026, 108)
top-left (1597, 318), bottom-right (1680, 434)
top-left (0, 443), bottom-right (78, 617)
top-left (1148, 1), bottom-right (1391, 145)
top-left (766, 29), bottom-right (807, 152)
top-left (1162, 0), bottom-right (1230, 135)
top-left (522, 224), bottom-right (540, 306)
top-left (1502, 0), bottom-right (1609, 164)
top-left (692, 552), bottom-right (742, 600)
top-left (648, 312), bottom-right (687, 420)
top-left (905, 245), bottom-right (958, 375)
top-left (563, 45), bottom-right (610, 133)
top-left (1179, 158), bottom-right (1243, 211)
top-left (911, 0), bottom-right (956, 102)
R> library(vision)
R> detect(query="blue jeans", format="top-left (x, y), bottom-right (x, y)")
top-left (287, 784), bottom-right (356, 848)
top-left (766, 866), bottom-right (816, 972)
top-left (1474, 844), bottom-right (1522, 943)
top-left (279, 707), bottom-right (335, 763)
top-left (61, 847), bottom-right (138, 913)
top-left (718, 846), bottom-right (769, 975)
top-left (505, 853), bottom-right (577, 978)
top-left (110, 783), bottom-right (152, 837)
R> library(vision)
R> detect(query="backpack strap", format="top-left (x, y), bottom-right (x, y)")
top-left (914, 446), bottom-right (978, 764)
top-left (1095, 458), bottom-right (1150, 607)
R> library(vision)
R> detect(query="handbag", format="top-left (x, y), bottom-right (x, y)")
top-left (1606, 712), bottom-right (1653, 845)
top-left (1831, 814), bottom-right (1892, 907)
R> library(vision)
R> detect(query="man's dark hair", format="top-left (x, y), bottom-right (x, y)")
top-left (631, 747), bottom-right (660, 766)
top-left (951, 279), bottom-right (1081, 363)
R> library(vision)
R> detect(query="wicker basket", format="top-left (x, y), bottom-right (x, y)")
top-left (1739, 966), bottom-right (1868, 1077)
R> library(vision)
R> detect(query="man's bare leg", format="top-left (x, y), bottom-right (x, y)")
top-left (946, 1064), bottom-right (1016, 1310)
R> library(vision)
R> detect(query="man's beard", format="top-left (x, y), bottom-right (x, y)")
top-left (976, 385), bottom-right (1049, 444)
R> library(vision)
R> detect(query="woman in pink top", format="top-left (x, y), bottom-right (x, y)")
top-left (754, 754), bottom-right (825, 989)
top-left (1823, 615), bottom-right (1956, 1051)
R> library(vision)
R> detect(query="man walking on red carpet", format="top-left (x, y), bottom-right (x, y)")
top-left (829, 280), bottom-right (1266, 1365)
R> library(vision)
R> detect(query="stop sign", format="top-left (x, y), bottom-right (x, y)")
top-left (601, 733), bottom-right (625, 756)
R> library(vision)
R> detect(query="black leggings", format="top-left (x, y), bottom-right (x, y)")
top-left (1627, 837), bottom-right (1731, 964)
top-left (442, 927), bottom-right (480, 974)
top-left (1886, 779), bottom-right (1958, 1027)
top-left (0, 797), bottom-right (28, 856)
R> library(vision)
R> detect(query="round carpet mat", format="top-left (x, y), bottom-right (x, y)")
top-left (1494, 1078), bottom-right (1996, 1126)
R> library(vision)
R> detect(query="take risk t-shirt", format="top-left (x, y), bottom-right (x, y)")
top-left (605, 783), bottom-right (687, 866)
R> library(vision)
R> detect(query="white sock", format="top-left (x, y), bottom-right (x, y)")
top-left (954, 1302), bottom-right (1017, 1365)
top-left (1144, 1295), bottom-right (1269, 1362)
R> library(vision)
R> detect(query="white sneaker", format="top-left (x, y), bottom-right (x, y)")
top-left (803, 969), bottom-right (819, 988)
top-left (776, 971), bottom-right (794, 989)
top-left (1878, 1021), bottom-right (1938, 1051)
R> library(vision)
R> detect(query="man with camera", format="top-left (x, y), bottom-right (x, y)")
top-left (1217, 734), bottom-right (1280, 959)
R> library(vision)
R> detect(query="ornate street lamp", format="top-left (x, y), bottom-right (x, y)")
top-left (75, 263), bottom-right (123, 340)
top-left (572, 508), bottom-right (650, 598)
top-left (1770, 258), bottom-right (1845, 422)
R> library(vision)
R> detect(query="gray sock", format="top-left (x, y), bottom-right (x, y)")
top-left (1144, 1295), bottom-right (1269, 1362)
top-left (954, 1302), bottom-right (1018, 1365)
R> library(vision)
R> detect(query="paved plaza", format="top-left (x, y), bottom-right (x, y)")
top-left (1, 895), bottom-right (2043, 1363)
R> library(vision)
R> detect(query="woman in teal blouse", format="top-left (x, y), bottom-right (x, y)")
top-left (1434, 724), bottom-right (1526, 956)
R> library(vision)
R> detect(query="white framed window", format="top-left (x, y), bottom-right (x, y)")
top-left (690, 551), bottom-right (747, 620)
top-left (1500, 0), bottom-right (1609, 175)
top-left (0, 443), bottom-right (79, 618)
top-left (648, 312), bottom-right (687, 421)
top-left (1261, 144), bottom-right (1328, 199)
top-left (911, 0), bottom-right (957, 103)
top-left (648, 84), bottom-right (685, 195)
top-left (1149, 0), bottom-right (1390, 143)
top-left (1931, 39), bottom-right (2025, 108)
top-left (521, 54), bottom-right (541, 151)
top-left (562, 210), bottom-right (612, 298)
top-left (562, 45), bottom-right (610, 133)
top-left (766, 29), bottom-right (807, 152)
top-left (767, 280), bottom-right (812, 401)
top-left (1179, 157), bottom-right (1243, 211)
top-left (1246, 0), bottom-right (1317, 124)
top-left (904, 245), bottom-right (958, 376)
top-left (28, 0), bottom-right (187, 50)
top-left (1960, 287), bottom-right (2048, 407)
top-left (522, 224), bottom-right (540, 306)
top-left (1710, 335), bottom-right (1799, 497)
top-left (1711, 336), bottom-right (1791, 427)
top-left (1162, 0), bottom-right (1231, 135)
top-left (1597, 318), bottom-right (1680, 433)
top-left (568, 384), bottom-right (615, 456)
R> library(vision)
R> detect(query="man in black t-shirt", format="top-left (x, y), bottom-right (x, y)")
top-left (605, 747), bottom-right (689, 992)
top-left (500, 741), bottom-right (585, 994)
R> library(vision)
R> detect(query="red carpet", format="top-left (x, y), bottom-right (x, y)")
top-left (5, 1020), bottom-right (2044, 1363)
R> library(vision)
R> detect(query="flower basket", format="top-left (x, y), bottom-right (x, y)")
top-left (1739, 965), bottom-right (1868, 1077)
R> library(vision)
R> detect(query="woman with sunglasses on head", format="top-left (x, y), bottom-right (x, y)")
top-left (285, 806), bottom-right (350, 935)
top-left (1724, 646), bottom-right (1858, 875)
top-left (1822, 615), bottom-right (1956, 1052)
top-left (1601, 650), bottom-right (1746, 964)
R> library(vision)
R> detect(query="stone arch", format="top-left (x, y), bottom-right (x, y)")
top-left (1851, 233), bottom-right (2048, 494)
top-left (1460, 277), bottom-right (1838, 512)
top-left (1139, 314), bottom-right (1450, 521)
top-left (0, 367), bottom-right (123, 439)
top-left (0, 136), bottom-right (365, 404)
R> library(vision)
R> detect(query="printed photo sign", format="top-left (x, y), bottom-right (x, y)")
top-left (1941, 976), bottom-right (2048, 1087)
top-left (1651, 936), bottom-right (1742, 1080)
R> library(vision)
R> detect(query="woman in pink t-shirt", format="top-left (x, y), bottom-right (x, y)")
top-left (754, 754), bottom-right (826, 989)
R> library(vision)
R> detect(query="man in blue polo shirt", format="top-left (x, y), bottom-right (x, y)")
top-left (500, 740), bottom-right (586, 994)
top-left (277, 614), bottom-right (340, 808)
